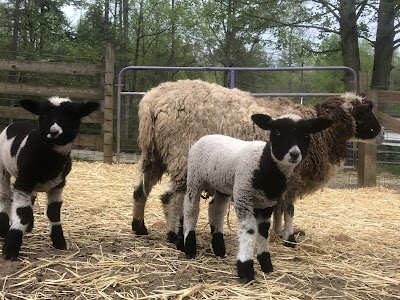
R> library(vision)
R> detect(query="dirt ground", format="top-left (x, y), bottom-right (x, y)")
top-left (0, 162), bottom-right (398, 299)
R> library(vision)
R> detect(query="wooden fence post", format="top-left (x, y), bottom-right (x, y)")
top-left (103, 43), bottom-right (115, 163)
top-left (357, 71), bottom-right (377, 187)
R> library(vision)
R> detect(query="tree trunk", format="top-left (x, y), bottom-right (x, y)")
top-left (371, 0), bottom-right (396, 89)
top-left (170, 0), bottom-right (176, 71)
top-left (9, 0), bottom-right (22, 83)
top-left (338, 0), bottom-right (360, 92)
top-left (104, 0), bottom-right (111, 43)
top-left (223, 0), bottom-right (235, 87)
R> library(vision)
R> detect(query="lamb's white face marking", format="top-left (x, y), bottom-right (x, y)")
top-left (47, 123), bottom-right (63, 139)
top-left (271, 145), bottom-right (302, 176)
top-left (49, 96), bottom-right (71, 106)
top-left (276, 113), bottom-right (302, 122)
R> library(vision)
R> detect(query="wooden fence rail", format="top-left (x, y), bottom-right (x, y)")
top-left (0, 44), bottom-right (114, 163)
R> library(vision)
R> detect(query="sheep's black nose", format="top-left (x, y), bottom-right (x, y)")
top-left (289, 150), bottom-right (300, 160)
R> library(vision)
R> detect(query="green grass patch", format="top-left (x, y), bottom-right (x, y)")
top-left (377, 163), bottom-right (400, 176)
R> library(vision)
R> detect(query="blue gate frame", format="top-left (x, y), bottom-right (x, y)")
top-left (116, 66), bottom-right (357, 162)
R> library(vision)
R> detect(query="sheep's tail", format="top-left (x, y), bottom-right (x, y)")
top-left (137, 98), bottom-right (156, 172)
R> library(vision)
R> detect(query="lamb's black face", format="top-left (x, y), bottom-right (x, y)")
top-left (269, 118), bottom-right (311, 165)
top-left (38, 102), bottom-right (82, 145)
top-left (19, 98), bottom-right (100, 146)
top-left (352, 100), bottom-right (384, 144)
top-left (251, 114), bottom-right (333, 166)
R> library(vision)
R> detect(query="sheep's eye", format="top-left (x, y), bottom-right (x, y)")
top-left (370, 128), bottom-right (374, 132)
top-left (275, 131), bottom-right (280, 136)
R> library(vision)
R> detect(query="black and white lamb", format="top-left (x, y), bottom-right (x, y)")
top-left (183, 113), bottom-right (332, 283)
top-left (132, 79), bottom-right (384, 248)
top-left (0, 96), bottom-right (99, 260)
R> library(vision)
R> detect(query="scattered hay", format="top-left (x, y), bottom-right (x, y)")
top-left (0, 161), bottom-right (398, 299)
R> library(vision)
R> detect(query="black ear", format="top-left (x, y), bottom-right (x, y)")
top-left (251, 114), bottom-right (273, 130)
top-left (19, 99), bottom-right (41, 115)
top-left (363, 100), bottom-right (374, 111)
top-left (79, 101), bottom-right (100, 118)
top-left (307, 117), bottom-right (333, 134)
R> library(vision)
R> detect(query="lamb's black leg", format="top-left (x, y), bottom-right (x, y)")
top-left (254, 207), bottom-right (274, 273)
top-left (234, 200), bottom-right (257, 283)
top-left (47, 185), bottom-right (66, 250)
top-left (183, 188), bottom-right (201, 258)
top-left (0, 213), bottom-right (9, 238)
top-left (209, 192), bottom-right (230, 258)
top-left (3, 187), bottom-right (33, 260)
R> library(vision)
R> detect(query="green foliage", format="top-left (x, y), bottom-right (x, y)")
top-left (307, 35), bottom-right (346, 93)
top-left (390, 50), bottom-right (400, 91)
top-left (0, 1), bottom-right (397, 102)
top-left (377, 163), bottom-right (400, 176)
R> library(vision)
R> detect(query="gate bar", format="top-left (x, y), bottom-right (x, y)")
top-left (116, 66), bottom-right (357, 161)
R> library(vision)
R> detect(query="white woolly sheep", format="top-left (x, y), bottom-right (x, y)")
top-left (132, 79), bottom-right (384, 248)
top-left (183, 113), bottom-right (332, 283)
top-left (0, 97), bottom-right (99, 260)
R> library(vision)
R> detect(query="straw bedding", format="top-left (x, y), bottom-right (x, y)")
top-left (0, 161), bottom-right (398, 299)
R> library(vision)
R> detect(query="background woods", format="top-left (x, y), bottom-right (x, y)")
top-left (1, 0), bottom-right (399, 91)
top-left (0, 0), bottom-right (399, 160)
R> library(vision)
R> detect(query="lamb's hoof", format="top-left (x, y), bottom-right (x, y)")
top-left (132, 219), bottom-right (148, 235)
top-left (2, 229), bottom-right (23, 261)
top-left (283, 234), bottom-right (297, 248)
top-left (212, 232), bottom-right (226, 257)
top-left (257, 252), bottom-right (273, 273)
top-left (50, 226), bottom-right (67, 250)
top-left (184, 231), bottom-right (196, 258)
top-left (52, 238), bottom-right (67, 250)
top-left (0, 213), bottom-right (10, 238)
top-left (236, 260), bottom-right (254, 283)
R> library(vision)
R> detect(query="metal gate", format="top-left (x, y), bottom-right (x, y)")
top-left (116, 66), bottom-right (357, 162)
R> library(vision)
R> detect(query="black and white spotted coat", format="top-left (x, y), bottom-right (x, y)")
top-left (183, 113), bottom-right (332, 283)
top-left (0, 96), bottom-right (99, 260)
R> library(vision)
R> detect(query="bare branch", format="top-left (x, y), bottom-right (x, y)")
top-left (359, 35), bottom-right (376, 46)
top-left (393, 38), bottom-right (400, 48)
top-left (248, 12), bottom-right (339, 35)
top-left (286, 23), bottom-right (339, 34)
top-left (311, 0), bottom-right (340, 21)
top-left (355, 0), bottom-right (369, 20)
